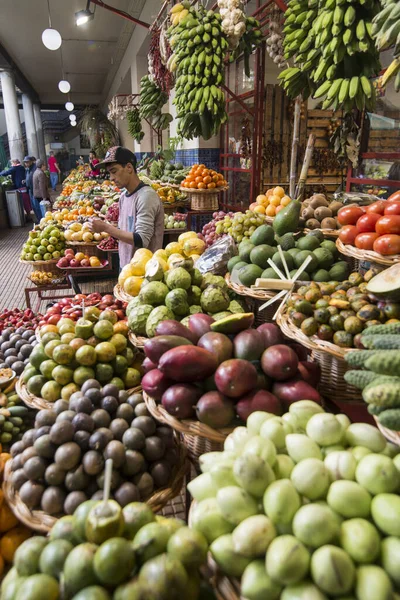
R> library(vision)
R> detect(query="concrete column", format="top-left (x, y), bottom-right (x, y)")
top-left (0, 70), bottom-right (24, 162)
top-left (33, 103), bottom-right (46, 161)
top-left (22, 94), bottom-right (39, 158)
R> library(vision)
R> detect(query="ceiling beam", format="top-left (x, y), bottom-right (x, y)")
top-left (0, 42), bottom-right (40, 103)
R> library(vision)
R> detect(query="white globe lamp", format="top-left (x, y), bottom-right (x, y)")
top-left (58, 80), bottom-right (71, 94)
top-left (42, 28), bottom-right (62, 51)
top-left (65, 102), bottom-right (74, 111)
top-left (69, 114), bottom-right (77, 122)
top-left (71, 122), bottom-right (77, 127)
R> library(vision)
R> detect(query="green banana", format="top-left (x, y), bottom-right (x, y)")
top-left (338, 78), bottom-right (350, 103)
top-left (344, 6), bottom-right (356, 27)
top-left (349, 76), bottom-right (359, 99)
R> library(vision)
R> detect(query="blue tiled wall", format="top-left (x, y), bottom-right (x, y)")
top-left (136, 149), bottom-right (220, 171)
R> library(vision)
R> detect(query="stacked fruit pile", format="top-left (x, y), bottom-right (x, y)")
top-left (0, 327), bottom-right (37, 376)
top-left (167, 4), bottom-right (228, 140)
top-left (8, 387), bottom-right (180, 514)
top-left (155, 185), bottom-right (187, 205)
top-left (0, 492), bottom-right (31, 579)
top-left (190, 404), bottom-right (400, 598)
top-left (64, 222), bottom-right (108, 244)
top-left (57, 249), bottom-right (104, 270)
top-left (148, 160), bottom-right (189, 185)
top-left (23, 311), bottom-right (140, 401)
top-left (0, 310), bottom-right (41, 333)
top-left (338, 199), bottom-right (400, 256)
top-left (37, 294), bottom-right (126, 328)
top-left (300, 194), bottom-right (344, 230)
top-left (97, 237), bottom-right (118, 251)
top-left (142, 318), bottom-right (322, 427)
top-left (181, 166), bottom-right (227, 190)
top-left (0, 382), bottom-right (33, 448)
top-left (250, 186), bottom-right (292, 217)
top-left (164, 213), bottom-right (187, 230)
top-left (2, 500), bottom-right (212, 599)
top-left (285, 268), bottom-right (399, 348)
top-left (201, 211), bottom-right (235, 247)
top-left (118, 236), bottom-right (206, 298)
top-left (228, 226), bottom-right (349, 287)
top-left (29, 271), bottom-right (65, 286)
top-left (20, 226), bottom-right (66, 262)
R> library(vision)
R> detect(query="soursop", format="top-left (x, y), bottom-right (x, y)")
top-left (189, 305), bottom-right (203, 315)
top-left (201, 285), bottom-right (230, 314)
top-left (187, 285), bottom-right (202, 305)
top-left (139, 281), bottom-right (169, 306)
top-left (126, 296), bottom-right (141, 317)
top-left (165, 267), bottom-right (192, 290)
top-left (146, 306), bottom-right (175, 337)
top-left (191, 268), bottom-right (203, 286)
top-left (128, 304), bottom-right (154, 335)
top-left (201, 274), bottom-right (228, 291)
top-left (165, 288), bottom-right (190, 316)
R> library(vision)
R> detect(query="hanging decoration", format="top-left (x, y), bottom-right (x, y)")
top-left (148, 27), bottom-right (174, 94)
top-left (266, 10), bottom-right (286, 68)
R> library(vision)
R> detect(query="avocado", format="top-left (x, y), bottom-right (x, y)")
top-left (262, 268), bottom-right (280, 279)
top-left (227, 256), bottom-right (243, 273)
top-left (249, 245), bottom-right (275, 268)
top-left (294, 250), bottom-right (318, 274)
top-left (307, 229), bottom-right (325, 243)
top-left (272, 199), bottom-right (301, 236)
top-left (312, 269), bottom-right (330, 282)
top-left (272, 251), bottom-right (294, 272)
top-left (238, 242), bottom-right (255, 262)
top-left (321, 240), bottom-right (338, 257)
top-left (250, 224), bottom-right (275, 246)
top-left (238, 264), bottom-right (263, 287)
top-left (289, 270), bottom-right (310, 281)
top-left (275, 232), bottom-right (296, 250)
top-left (313, 248), bottom-right (334, 270)
top-left (329, 262), bottom-right (350, 282)
top-left (296, 235), bottom-right (320, 252)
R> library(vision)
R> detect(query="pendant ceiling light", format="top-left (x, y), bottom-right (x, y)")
top-left (42, 1), bottom-right (61, 50)
top-left (69, 114), bottom-right (77, 122)
top-left (71, 122), bottom-right (77, 127)
top-left (65, 102), bottom-right (74, 111)
top-left (59, 80), bottom-right (71, 93)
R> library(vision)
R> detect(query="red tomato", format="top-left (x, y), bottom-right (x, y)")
top-left (384, 201), bottom-right (400, 216)
top-left (356, 213), bottom-right (381, 233)
top-left (339, 225), bottom-right (358, 245)
top-left (376, 215), bottom-right (400, 236)
top-left (388, 191), bottom-right (400, 203)
top-left (365, 200), bottom-right (386, 215)
top-left (354, 232), bottom-right (380, 250)
top-left (337, 205), bottom-right (365, 226)
top-left (373, 234), bottom-right (400, 256)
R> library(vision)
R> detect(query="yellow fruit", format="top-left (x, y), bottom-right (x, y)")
top-left (253, 205), bottom-right (266, 214)
top-left (129, 255), bottom-right (151, 276)
top-left (266, 189), bottom-right (274, 197)
top-left (256, 194), bottom-right (267, 205)
top-left (82, 232), bottom-right (93, 243)
top-left (64, 230), bottom-right (73, 241)
top-left (165, 241), bottom-right (183, 257)
top-left (155, 257), bottom-right (168, 272)
top-left (71, 231), bottom-right (83, 242)
top-left (266, 205), bottom-right (276, 217)
top-left (168, 253), bottom-right (185, 268)
top-left (118, 264), bottom-right (135, 286)
top-left (270, 195), bottom-right (281, 207)
top-left (134, 248), bottom-right (153, 260)
top-left (153, 249), bottom-right (168, 262)
top-left (70, 222), bottom-right (82, 232)
top-left (281, 195), bottom-right (291, 207)
top-left (124, 276), bottom-right (144, 297)
top-left (0, 526), bottom-right (31, 563)
top-left (75, 252), bottom-right (85, 262)
top-left (190, 254), bottom-right (201, 263)
top-left (178, 231), bottom-right (197, 244)
top-left (89, 256), bottom-right (101, 267)
top-left (273, 186), bottom-right (285, 198)
top-left (183, 238), bottom-right (206, 257)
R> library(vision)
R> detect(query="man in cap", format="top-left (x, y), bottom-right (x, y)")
top-left (24, 156), bottom-right (40, 222)
top-left (88, 146), bottom-right (164, 268)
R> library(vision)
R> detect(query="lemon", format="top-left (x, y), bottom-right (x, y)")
top-left (154, 249), bottom-right (168, 262)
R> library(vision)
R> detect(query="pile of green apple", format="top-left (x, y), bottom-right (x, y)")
top-left (189, 403), bottom-right (400, 599)
top-left (20, 225), bottom-right (66, 262)
top-left (22, 311), bottom-right (141, 401)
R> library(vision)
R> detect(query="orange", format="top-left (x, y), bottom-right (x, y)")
top-left (256, 194), bottom-right (267, 205)
top-left (270, 195), bottom-right (281, 207)
top-left (195, 176), bottom-right (203, 183)
top-left (273, 186), bottom-right (285, 198)
top-left (281, 195), bottom-right (291, 207)
top-left (190, 181), bottom-right (197, 189)
top-left (266, 188), bottom-right (274, 197)
top-left (198, 182), bottom-right (206, 189)
top-left (266, 205), bottom-right (276, 217)
top-left (253, 205), bottom-right (266, 214)
top-left (207, 182), bottom-right (216, 189)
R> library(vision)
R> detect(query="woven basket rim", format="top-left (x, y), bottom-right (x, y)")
top-left (113, 284), bottom-right (134, 303)
top-left (225, 273), bottom-right (280, 301)
top-left (20, 259), bottom-right (59, 266)
top-left (336, 238), bottom-right (400, 265)
top-left (303, 227), bottom-right (339, 238)
top-left (66, 241), bottom-right (99, 246)
top-left (276, 306), bottom-right (352, 359)
top-left (143, 391), bottom-right (234, 442)
top-left (128, 331), bottom-right (147, 349)
top-left (374, 416), bottom-right (400, 445)
top-left (179, 186), bottom-right (228, 194)
top-left (3, 429), bottom-right (188, 532)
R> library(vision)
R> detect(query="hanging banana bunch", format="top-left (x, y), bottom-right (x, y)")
top-left (126, 107), bottom-right (144, 143)
top-left (139, 76), bottom-right (173, 131)
top-left (166, 2), bottom-right (228, 140)
top-left (372, 0), bottom-right (400, 92)
top-left (280, 0), bottom-right (381, 113)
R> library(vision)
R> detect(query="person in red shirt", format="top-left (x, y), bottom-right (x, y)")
top-left (89, 150), bottom-right (100, 177)
top-left (48, 151), bottom-right (60, 191)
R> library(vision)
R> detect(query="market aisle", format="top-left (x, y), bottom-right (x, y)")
top-left (0, 224), bottom-right (117, 311)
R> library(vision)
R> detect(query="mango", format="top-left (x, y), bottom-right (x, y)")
top-left (243, 436), bottom-right (277, 467)
top-left (327, 481), bottom-right (371, 518)
top-left (371, 493), bottom-right (400, 536)
top-left (266, 535), bottom-right (310, 585)
top-left (216, 486), bottom-right (258, 525)
top-left (306, 413), bottom-right (343, 446)
top-left (292, 503), bottom-right (339, 548)
top-left (324, 451), bottom-right (357, 481)
top-left (241, 560), bottom-right (282, 600)
top-left (288, 400), bottom-right (324, 430)
top-left (345, 423), bottom-right (386, 453)
top-left (187, 473), bottom-right (217, 501)
top-left (290, 458), bottom-right (330, 500)
top-left (273, 455), bottom-right (295, 480)
top-left (210, 534), bottom-right (251, 577)
top-left (311, 546), bottom-right (355, 596)
top-left (232, 515), bottom-right (276, 558)
top-left (233, 455), bottom-right (275, 498)
top-left (286, 434), bottom-right (322, 463)
top-left (339, 518), bottom-right (381, 563)
top-left (355, 453), bottom-right (399, 494)
top-left (263, 480), bottom-right (301, 525)
top-left (246, 411), bottom-right (276, 435)
top-left (381, 536), bottom-right (400, 587)
top-left (355, 565), bottom-right (393, 600)
top-left (281, 581), bottom-right (328, 600)
top-left (189, 498), bottom-right (233, 544)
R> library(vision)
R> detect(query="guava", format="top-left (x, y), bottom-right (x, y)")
top-left (292, 503), bottom-right (339, 548)
top-left (233, 454), bottom-right (275, 498)
top-left (216, 486), bottom-right (258, 525)
top-left (241, 560), bottom-right (282, 600)
top-left (190, 498), bottom-right (233, 543)
top-left (266, 535), bottom-right (310, 585)
top-left (263, 479), bottom-right (301, 526)
top-left (339, 518), bottom-right (381, 563)
top-left (310, 545), bottom-right (355, 596)
top-left (290, 458), bottom-right (330, 500)
top-left (232, 515), bottom-right (276, 558)
top-left (210, 534), bottom-right (251, 577)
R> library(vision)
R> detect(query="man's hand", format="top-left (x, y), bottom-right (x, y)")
top-left (88, 217), bottom-right (108, 234)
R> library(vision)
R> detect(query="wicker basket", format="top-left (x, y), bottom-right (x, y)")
top-left (374, 417), bottom-right (400, 445)
top-left (336, 238), bottom-right (400, 267)
top-left (180, 187), bottom-right (226, 211)
top-left (225, 273), bottom-right (288, 324)
top-left (20, 259), bottom-right (60, 274)
top-left (128, 331), bottom-right (147, 350)
top-left (3, 430), bottom-right (188, 533)
top-left (113, 284), bottom-right (134, 303)
top-left (276, 307), bottom-right (361, 403)
top-left (16, 378), bottom-right (54, 410)
top-left (143, 392), bottom-right (233, 463)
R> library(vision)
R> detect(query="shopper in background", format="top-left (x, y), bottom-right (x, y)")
top-left (48, 151), bottom-right (61, 192)
top-left (33, 159), bottom-right (50, 219)
top-left (24, 156), bottom-right (40, 222)
top-left (76, 155), bottom-right (85, 166)
top-left (89, 150), bottom-right (100, 176)
top-left (0, 158), bottom-right (33, 221)
top-left (88, 146), bottom-right (164, 268)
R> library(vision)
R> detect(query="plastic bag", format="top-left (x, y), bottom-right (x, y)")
top-left (196, 235), bottom-right (238, 275)
top-left (333, 191), bottom-right (381, 206)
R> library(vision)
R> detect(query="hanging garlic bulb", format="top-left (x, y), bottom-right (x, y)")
top-left (266, 18), bottom-right (286, 69)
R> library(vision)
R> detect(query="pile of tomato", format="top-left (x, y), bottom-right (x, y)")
top-left (338, 193), bottom-right (400, 256)
top-left (181, 165), bottom-right (227, 190)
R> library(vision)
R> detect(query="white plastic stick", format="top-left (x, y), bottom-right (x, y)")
top-left (277, 244), bottom-right (290, 279)
top-left (258, 289), bottom-right (288, 311)
top-left (291, 254), bottom-right (312, 282)
top-left (103, 458), bottom-right (113, 507)
top-left (267, 259), bottom-right (286, 281)
top-left (82, 299), bottom-right (85, 320)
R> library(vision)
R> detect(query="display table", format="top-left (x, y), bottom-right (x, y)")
top-left (24, 281), bottom-right (75, 311)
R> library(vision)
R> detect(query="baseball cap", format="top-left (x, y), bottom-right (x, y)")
top-left (23, 156), bottom-right (31, 162)
top-left (97, 146), bottom-right (137, 169)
